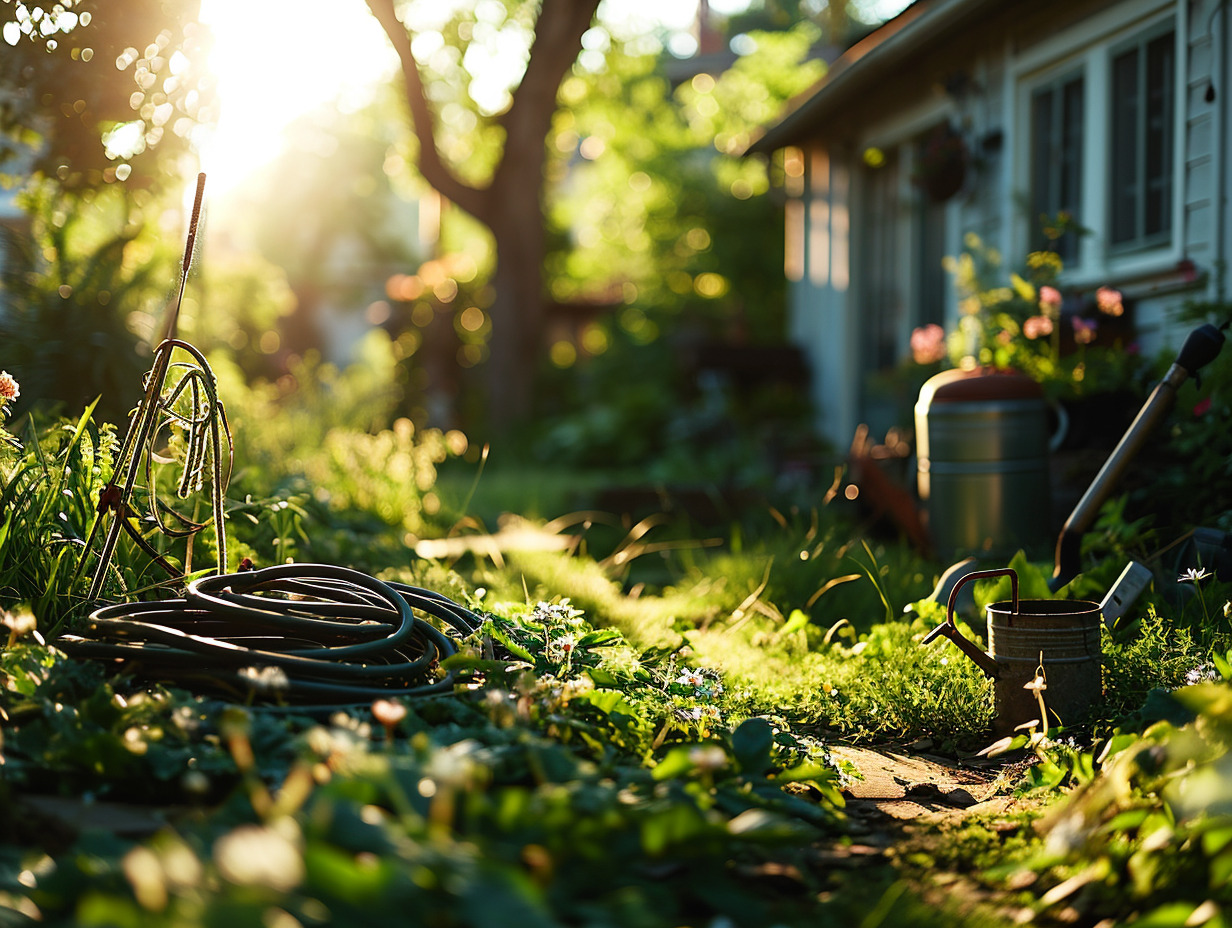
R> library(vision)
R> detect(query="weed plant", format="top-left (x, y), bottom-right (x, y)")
top-left (0, 404), bottom-right (120, 627)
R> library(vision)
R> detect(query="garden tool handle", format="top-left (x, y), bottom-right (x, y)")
top-left (1050, 323), bottom-right (1226, 591)
top-left (921, 567), bottom-right (1016, 679)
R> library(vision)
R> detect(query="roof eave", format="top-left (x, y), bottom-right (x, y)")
top-left (746, 0), bottom-right (1002, 155)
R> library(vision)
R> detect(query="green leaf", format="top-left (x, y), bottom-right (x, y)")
top-left (1169, 683), bottom-right (1228, 723)
top-left (639, 800), bottom-right (709, 856)
top-left (459, 866), bottom-right (555, 928)
top-left (731, 717), bottom-right (774, 775)
top-left (775, 759), bottom-right (839, 786)
top-left (1020, 757), bottom-right (1066, 792)
top-left (576, 628), bottom-right (621, 648)
top-left (1213, 649), bottom-right (1232, 681)
top-left (1101, 808), bottom-right (1149, 834)
top-left (652, 744), bottom-right (698, 781)
top-left (1129, 902), bottom-right (1209, 928)
top-left (781, 608), bottom-right (810, 636)
top-left (485, 624), bottom-right (535, 662)
top-left (1098, 731), bottom-right (1143, 764)
top-left (1199, 822), bottom-right (1232, 856)
top-left (584, 667), bottom-right (621, 687)
top-left (440, 654), bottom-right (529, 674)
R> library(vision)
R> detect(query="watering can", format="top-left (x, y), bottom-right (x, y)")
top-left (922, 568), bottom-right (1103, 734)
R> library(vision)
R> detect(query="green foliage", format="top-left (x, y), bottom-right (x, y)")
top-left (0, 0), bottom-right (209, 191)
top-left (986, 675), bottom-right (1232, 925)
top-left (533, 24), bottom-right (825, 471)
top-left (547, 23), bottom-right (821, 329)
top-left (209, 333), bottom-right (460, 571)
top-left (2, 598), bottom-right (860, 927)
top-left (0, 183), bottom-right (179, 423)
top-left (0, 403), bottom-right (115, 625)
top-left (0, 641), bottom-right (256, 801)
top-left (3, 389), bottom-right (1232, 926)
top-left (929, 229), bottom-right (1152, 404)
top-left (1124, 297), bottom-right (1232, 536)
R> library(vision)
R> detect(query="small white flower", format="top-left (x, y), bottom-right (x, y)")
top-left (1179, 566), bottom-right (1212, 583)
top-left (238, 665), bottom-right (290, 695)
top-left (426, 740), bottom-right (480, 788)
top-left (545, 634), bottom-right (577, 662)
top-left (677, 670), bottom-right (705, 688)
top-left (214, 824), bottom-right (303, 892)
top-left (560, 677), bottom-right (594, 700)
top-left (1184, 664), bottom-right (1218, 686)
top-left (371, 698), bottom-right (406, 730)
top-left (2, 607), bottom-right (36, 641)
top-left (533, 600), bottom-right (584, 625)
top-left (689, 744), bottom-right (727, 772)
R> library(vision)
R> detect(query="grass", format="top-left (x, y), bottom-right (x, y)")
top-left (3, 401), bottom-right (1232, 926)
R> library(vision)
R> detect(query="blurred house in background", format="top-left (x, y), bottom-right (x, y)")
top-left (751, 0), bottom-right (1221, 448)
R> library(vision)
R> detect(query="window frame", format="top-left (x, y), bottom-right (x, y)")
top-left (1012, 4), bottom-right (1184, 286)
top-left (1107, 20), bottom-right (1177, 255)
top-left (1028, 69), bottom-right (1086, 262)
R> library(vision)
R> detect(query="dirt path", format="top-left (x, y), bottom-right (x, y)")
top-left (808, 744), bottom-right (1033, 875)
top-left (832, 744), bottom-right (1017, 821)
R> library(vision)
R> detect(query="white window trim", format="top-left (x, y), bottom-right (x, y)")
top-left (1010, 1), bottom-right (1186, 289)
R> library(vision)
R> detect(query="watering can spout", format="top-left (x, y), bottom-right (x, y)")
top-left (921, 567), bottom-right (1017, 679)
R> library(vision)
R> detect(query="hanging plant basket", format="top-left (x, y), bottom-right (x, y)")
top-left (913, 122), bottom-right (968, 203)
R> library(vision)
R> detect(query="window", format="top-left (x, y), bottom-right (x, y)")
top-left (859, 149), bottom-right (902, 372)
top-left (1022, 19), bottom-right (1178, 270)
top-left (1029, 74), bottom-right (1084, 259)
top-left (1109, 28), bottom-right (1175, 250)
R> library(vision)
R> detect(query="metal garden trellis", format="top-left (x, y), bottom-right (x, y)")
top-left (74, 173), bottom-right (234, 601)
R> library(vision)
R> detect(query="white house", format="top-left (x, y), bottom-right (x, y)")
top-left (749, 0), bottom-right (1226, 450)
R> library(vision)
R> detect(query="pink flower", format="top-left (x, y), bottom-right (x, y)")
top-left (1194, 397), bottom-right (1212, 417)
top-left (1023, 315), bottom-right (1054, 340)
top-left (910, 324), bottom-right (947, 365)
top-left (1095, 287), bottom-right (1124, 317)
top-left (0, 371), bottom-right (18, 402)
top-left (1038, 286), bottom-right (1062, 312)
top-left (1072, 317), bottom-right (1098, 345)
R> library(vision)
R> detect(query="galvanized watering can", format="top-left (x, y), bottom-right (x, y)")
top-left (922, 568), bottom-right (1103, 734)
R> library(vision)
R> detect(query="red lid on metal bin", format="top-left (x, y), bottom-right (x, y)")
top-left (918, 367), bottom-right (1043, 405)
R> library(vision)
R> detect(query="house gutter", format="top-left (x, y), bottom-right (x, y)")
top-left (746, 0), bottom-right (1006, 154)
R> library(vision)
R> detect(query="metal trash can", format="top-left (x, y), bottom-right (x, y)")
top-left (915, 367), bottom-right (1050, 559)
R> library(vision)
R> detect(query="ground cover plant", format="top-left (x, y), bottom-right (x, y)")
top-left (4, 352), bottom-right (1232, 926)
top-left (3, 190), bottom-right (1232, 921)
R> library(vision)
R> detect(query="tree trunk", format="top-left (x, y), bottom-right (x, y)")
top-left (486, 194), bottom-right (545, 428)
top-left (366, 0), bottom-right (599, 432)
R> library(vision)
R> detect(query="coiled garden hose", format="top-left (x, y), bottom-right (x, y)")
top-left (59, 563), bottom-right (484, 707)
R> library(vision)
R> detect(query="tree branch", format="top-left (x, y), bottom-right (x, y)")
top-left (364, 0), bottom-right (488, 219)
top-left (498, 0), bottom-right (600, 175)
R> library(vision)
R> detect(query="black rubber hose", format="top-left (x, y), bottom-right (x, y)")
top-left (59, 563), bottom-right (484, 707)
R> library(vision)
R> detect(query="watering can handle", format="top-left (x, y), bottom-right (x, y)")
top-left (920, 567), bottom-right (1017, 678)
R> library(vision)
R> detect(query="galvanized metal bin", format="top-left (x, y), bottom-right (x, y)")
top-left (915, 368), bottom-right (1050, 559)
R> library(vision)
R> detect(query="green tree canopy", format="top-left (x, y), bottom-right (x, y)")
top-left (0, 0), bottom-right (212, 192)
